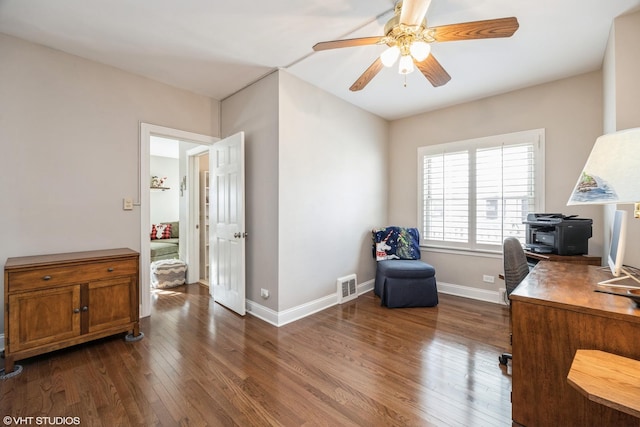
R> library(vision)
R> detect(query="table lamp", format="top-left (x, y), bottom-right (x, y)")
top-left (567, 127), bottom-right (640, 286)
top-left (567, 127), bottom-right (640, 216)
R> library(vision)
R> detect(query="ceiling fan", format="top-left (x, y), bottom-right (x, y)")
top-left (312, 0), bottom-right (519, 91)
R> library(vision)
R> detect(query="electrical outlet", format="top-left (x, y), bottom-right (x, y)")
top-left (260, 288), bottom-right (269, 299)
top-left (483, 275), bottom-right (495, 283)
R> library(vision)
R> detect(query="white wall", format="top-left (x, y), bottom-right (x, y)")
top-left (389, 71), bottom-right (604, 295)
top-left (150, 155), bottom-right (179, 224)
top-left (0, 34), bottom-right (220, 336)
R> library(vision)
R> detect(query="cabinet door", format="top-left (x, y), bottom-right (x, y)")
top-left (87, 277), bottom-right (135, 333)
top-left (8, 285), bottom-right (81, 352)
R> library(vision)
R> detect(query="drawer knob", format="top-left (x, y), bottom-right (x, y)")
top-left (82, 306), bottom-right (88, 312)
top-left (107, 267), bottom-right (114, 272)
top-left (42, 275), bottom-right (52, 281)
top-left (73, 308), bottom-right (80, 313)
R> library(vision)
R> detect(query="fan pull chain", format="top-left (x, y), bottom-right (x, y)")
top-left (403, 73), bottom-right (408, 88)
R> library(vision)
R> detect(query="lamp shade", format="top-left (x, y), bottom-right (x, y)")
top-left (567, 127), bottom-right (640, 205)
top-left (380, 46), bottom-right (400, 67)
top-left (410, 41), bottom-right (431, 62)
top-left (398, 55), bottom-right (414, 74)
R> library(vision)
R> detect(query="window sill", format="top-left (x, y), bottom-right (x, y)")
top-left (420, 245), bottom-right (502, 259)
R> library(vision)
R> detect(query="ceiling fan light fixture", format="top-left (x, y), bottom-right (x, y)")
top-left (312, 1), bottom-right (519, 92)
top-left (398, 54), bottom-right (414, 75)
top-left (410, 41), bottom-right (430, 62)
top-left (380, 46), bottom-right (400, 67)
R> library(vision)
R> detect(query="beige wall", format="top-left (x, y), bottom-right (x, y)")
top-left (221, 71), bottom-right (280, 310)
top-left (389, 72), bottom-right (604, 294)
top-left (221, 70), bottom-right (388, 315)
top-left (277, 70), bottom-right (388, 311)
top-left (602, 10), bottom-right (640, 270)
top-left (0, 34), bottom-right (220, 334)
top-left (614, 11), bottom-right (640, 132)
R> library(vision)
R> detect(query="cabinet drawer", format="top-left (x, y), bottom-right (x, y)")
top-left (8, 258), bottom-right (138, 292)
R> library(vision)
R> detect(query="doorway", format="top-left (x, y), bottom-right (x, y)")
top-left (198, 152), bottom-right (210, 285)
top-left (186, 146), bottom-right (210, 286)
top-left (139, 123), bottom-right (218, 319)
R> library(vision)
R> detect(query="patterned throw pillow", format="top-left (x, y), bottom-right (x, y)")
top-left (372, 226), bottom-right (421, 261)
top-left (151, 223), bottom-right (172, 240)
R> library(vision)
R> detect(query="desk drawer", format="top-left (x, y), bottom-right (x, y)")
top-left (8, 258), bottom-right (138, 292)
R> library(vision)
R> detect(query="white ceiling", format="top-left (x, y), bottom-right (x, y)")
top-left (1, 0), bottom-right (639, 120)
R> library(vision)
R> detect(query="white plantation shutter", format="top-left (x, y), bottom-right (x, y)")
top-left (418, 129), bottom-right (544, 251)
top-left (422, 151), bottom-right (469, 242)
top-left (476, 144), bottom-right (535, 245)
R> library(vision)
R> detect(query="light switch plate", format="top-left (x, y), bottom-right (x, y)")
top-left (123, 198), bottom-right (134, 210)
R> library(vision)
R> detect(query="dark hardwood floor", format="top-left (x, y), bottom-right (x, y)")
top-left (1, 285), bottom-right (512, 426)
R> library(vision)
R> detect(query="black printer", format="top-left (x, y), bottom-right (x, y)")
top-left (524, 213), bottom-right (592, 256)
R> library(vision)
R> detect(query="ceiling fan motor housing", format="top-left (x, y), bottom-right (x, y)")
top-left (383, 10), bottom-right (432, 52)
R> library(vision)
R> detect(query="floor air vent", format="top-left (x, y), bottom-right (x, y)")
top-left (337, 274), bottom-right (358, 304)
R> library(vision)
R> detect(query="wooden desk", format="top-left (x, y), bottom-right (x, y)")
top-left (568, 350), bottom-right (640, 419)
top-left (524, 250), bottom-right (601, 265)
top-left (510, 261), bottom-right (640, 427)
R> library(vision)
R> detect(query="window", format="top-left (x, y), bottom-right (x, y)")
top-left (418, 129), bottom-right (545, 252)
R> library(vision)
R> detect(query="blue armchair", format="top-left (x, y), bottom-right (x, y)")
top-left (372, 227), bottom-right (438, 308)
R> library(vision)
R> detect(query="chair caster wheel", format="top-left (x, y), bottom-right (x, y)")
top-left (499, 353), bottom-right (512, 366)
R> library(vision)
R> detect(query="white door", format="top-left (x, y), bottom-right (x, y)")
top-left (209, 132), bottom-right (246, 315)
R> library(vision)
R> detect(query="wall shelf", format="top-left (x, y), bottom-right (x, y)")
top-left (150, 187), bottom-right (170, 191)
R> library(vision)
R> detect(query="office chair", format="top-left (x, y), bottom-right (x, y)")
top-left (499, 237), bottom-right (531, 366)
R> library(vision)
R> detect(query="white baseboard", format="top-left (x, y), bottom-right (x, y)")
top-left (437, 281), bottom-right (506, 305)
top-left (356, 279), bottom-right (374, 295)
top-left (246, 279), bottom-right (375, 327)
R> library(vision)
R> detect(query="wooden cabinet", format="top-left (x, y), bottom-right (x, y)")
top-left (510, 261), bottom-right (640, 426)
top-left (4, 248), bottom-right (141, 374)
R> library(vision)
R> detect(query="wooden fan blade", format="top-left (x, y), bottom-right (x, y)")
top-left (431, 17), bottom-right (519, 42)
top-left (400, 0), bottom-right (432, 27)
top-left (415, 54), bottom-right (451, 87)
top-left (313, 36), bottom-right (383, 51)
top-left (350, 57), bottom-right (384, 92)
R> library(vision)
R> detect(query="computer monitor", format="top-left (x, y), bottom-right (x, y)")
top-left (598, 209), bottom-right (640, 286)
